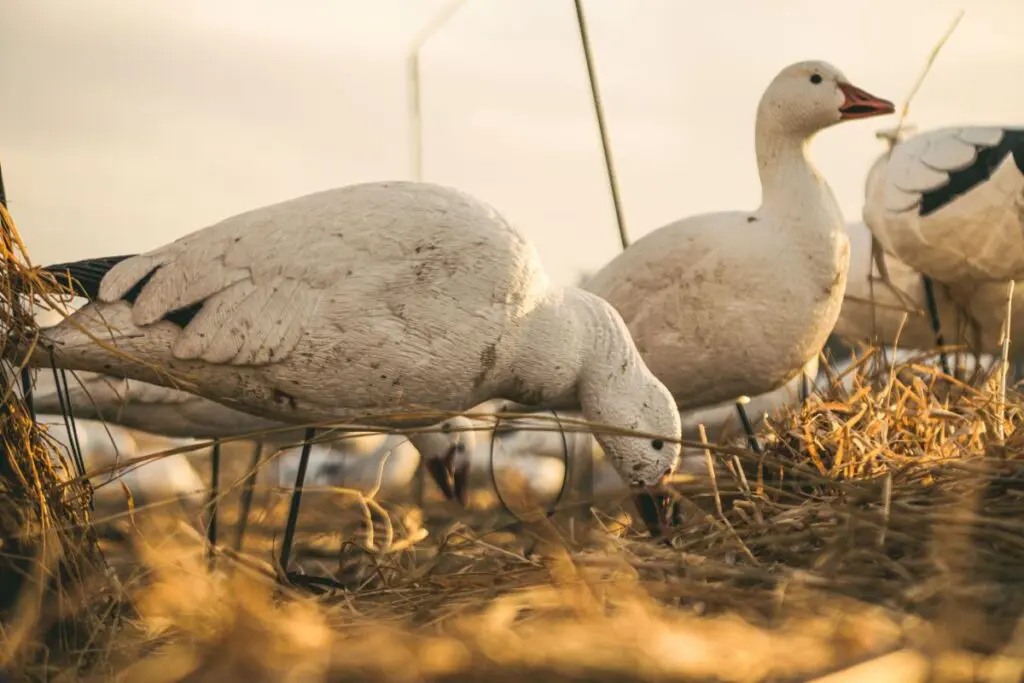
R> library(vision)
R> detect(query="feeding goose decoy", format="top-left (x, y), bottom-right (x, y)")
top-left (17, 181), bottom-right (682, 537)
top-left (834, 221), bottom-right (1024, 359)
top-left (583, 61), bottom-right (893, 411)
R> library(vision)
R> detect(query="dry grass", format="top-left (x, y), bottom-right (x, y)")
top-left (0, 200), bottom-right (117, 676)
top-left (3, 344), bottom-right (1024, 682)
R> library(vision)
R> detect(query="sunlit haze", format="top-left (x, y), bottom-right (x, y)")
top-left (2, 0), bottom-right (1020, 285)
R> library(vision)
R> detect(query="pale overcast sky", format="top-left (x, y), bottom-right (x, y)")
top-left (1, 0), bottom-right (1021, 285)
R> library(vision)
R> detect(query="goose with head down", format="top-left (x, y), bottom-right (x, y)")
top-left (583, 61), bottom-right (894, 412)
top-left (20, 181), bottom-right (683, 537)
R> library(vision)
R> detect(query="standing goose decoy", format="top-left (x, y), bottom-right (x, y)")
top-left (583, 61), bottom-right (894, 411)
top-left (835, 221), bottom-right (1024, 359)
top-left (18, 181), bottom-right (682, 536)
top-left (863, 126), bottom-right (1024, 285)
top-left (862, 126), bottom-right (1024, 369)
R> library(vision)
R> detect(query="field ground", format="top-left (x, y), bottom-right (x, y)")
top-left (8, 350), bottom-right (1024, 682)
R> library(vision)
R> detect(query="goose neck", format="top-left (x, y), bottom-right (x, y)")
top-left (754, 119), bottom-right (825, 214)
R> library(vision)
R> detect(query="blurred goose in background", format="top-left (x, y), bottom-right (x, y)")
top-left (864, 126), bottom-right (1024, 285)
top-left (862, 126), bottom-right (1024, 372)
top-left (833, 221), bottom-right (1024, 360)
top-left (31, 368), bottom-right (301, 441)
top-left (271, 433), bottom-right (421, 499)
top-left (818, 346), bottom-right (998, 396)
top-left (24, 181), bottom-right (682, 535)
top-left (451, 416), bottom-right (628, 520)
top-left (430, 357), bottom-right (818, 525)
top-left (39, 414), bottom-right (206, 513)
top-left (583, 60), bottom-right (893, 413)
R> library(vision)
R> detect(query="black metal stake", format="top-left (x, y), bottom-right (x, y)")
top-left (234, 439), bottom-right (263, 551)
top-left (920, 274), bottom-right (951, 376)
top-left (206, 440), bottom-right (221, 566)
top-left (279, 427), bottom-right (316, 575)
top-left (735, 400), bottom-right (763, 454)
top-left (50, 363), bottom-right (91, 509)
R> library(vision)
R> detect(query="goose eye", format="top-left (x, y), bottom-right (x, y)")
top-left (651, 439), bottom-right (664, 451)
top-left (441, 423), bottom-right (451, 433)
top-left (809, 73), bottom-right (823, 85)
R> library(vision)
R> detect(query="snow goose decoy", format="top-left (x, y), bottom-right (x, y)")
top-left (864, 126), bottom-right (1024, 286)
top-left (583, 61), bottom-right (893, 412)
top-left (835, 220), bottom-right (1024, 360)
top-left (20, 181), bottom-right (683, 537)
top-left (863, 126), bottom-right (1024, 368)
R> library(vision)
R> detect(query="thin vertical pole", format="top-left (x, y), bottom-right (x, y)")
top-left (234, 439), bottom-right (264, 551)
top-left (573, 0), bottom-right (628, 250)
top-left (407, 0), bottom-right (469, 181)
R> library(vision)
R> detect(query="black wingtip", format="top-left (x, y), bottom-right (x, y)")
top-left (42, 255), bottom-right (137, 300)
top-left (919, 127), bottom-right (1024, 217)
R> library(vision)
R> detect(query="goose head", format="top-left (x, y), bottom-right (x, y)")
top-left (408, 416), bottom-right (480, 504)
top-left (757, 61), bottom-right (894, 138)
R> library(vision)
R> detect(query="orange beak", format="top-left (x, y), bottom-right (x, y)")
top-left (837, 82), bottom-right (895, 120)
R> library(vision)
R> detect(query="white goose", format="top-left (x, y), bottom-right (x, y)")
top-left (452, 419), bottom-right (628, 519)
top-left (23, 181), bottom-right (682, 536)
top-left (583, 61), bottom-right (894, 411)
top-left (39, 415), bottom-right (206, 513)
top-left (864, 126), bottom-right (1024, 285)
top-left (834, 221), bottom-right (1024, 358)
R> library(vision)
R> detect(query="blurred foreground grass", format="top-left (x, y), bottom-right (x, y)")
top-left (6, 348), bottom-right (1024, 682)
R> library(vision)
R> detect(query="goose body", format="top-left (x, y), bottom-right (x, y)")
top-left (834, 221), bottom-right (1024, 356)
top-left (39, 415), bottom-right (206, 511)
top-left (864, 126), bottom-right (1024, 284)
top-left (26, 181), bottom-right (681, 533)
top-left (584, 61), bottom-right (893, 409)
